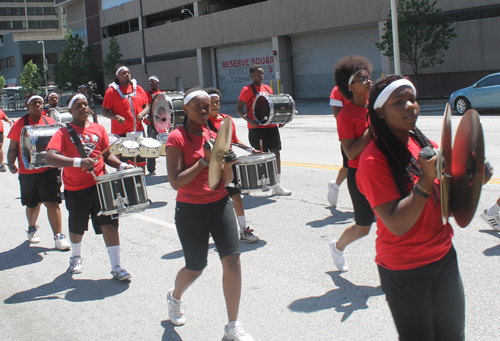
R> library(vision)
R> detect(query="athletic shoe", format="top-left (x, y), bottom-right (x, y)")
top-left (167, 288), bottom-right (185, 326)
top-left (224, 321), bottom-right (254, 341)
top-left (240, 227), bottom-right (259, 243)
top-left (328, 180), bottom-right (340, 207)
top-left (149, 171), bottom-right (156, 176)
top-left (329, 240), bottom-right (348, 272)
top-left (54, 233), bottom-right (71, 250)
top-left (68, 256), bottom-right (83, 274)
top-left (273, 186), bottom-right (292, 196)
top-left (26, 225), bottom-right (40, 244)
top-left (0, 164), bottom-right (6, 172)
top-left (111, 265), bottom-right (131, 281)
top-left (481, 210), bottom-right (500, 231)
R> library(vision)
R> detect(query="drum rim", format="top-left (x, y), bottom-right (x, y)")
top-left (96, 167), bottom-right (144, 182)
top-left (140, 138), bottom-right (162, 147)
top-left (252, 93), bottom-right (297, 126)
top-left (236, 152), bottom-right (276, 163)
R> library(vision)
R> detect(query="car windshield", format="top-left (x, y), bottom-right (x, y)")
top-left (476, 75), bottom-right (500, 87)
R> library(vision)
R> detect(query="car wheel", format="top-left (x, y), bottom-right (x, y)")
top-left (455, 97), bottom-right (470, 115)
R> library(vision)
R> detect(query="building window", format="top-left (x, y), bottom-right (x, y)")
top-left (63, 19), bottom-right (67, 28)
top-left (62, 7), bottom-right (66, 14)
top-left (145, 5), bottom-right (194, 29)
top-left (0, 59), bottom-right (5, 69)
top-left (102, 18), bottom-right (139, 38)
top-left (0, 7), bottom-right (25, 15)
top-left (6, 56), bottom-right (15, 68)
top-left (73, 27), bottom-right (87, 38)
top-left (27, 7), bottom-right (57, 15)
top-left (12, 20), bottom-right (27, 29)
top-left (28, 20), bottom-right (59, 29)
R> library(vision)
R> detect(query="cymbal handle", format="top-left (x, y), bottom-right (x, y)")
top-left (419, 146), bottom-right (436, 160)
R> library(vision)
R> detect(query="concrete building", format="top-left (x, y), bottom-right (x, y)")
top-left (98, 0), bottom-right (500, 100)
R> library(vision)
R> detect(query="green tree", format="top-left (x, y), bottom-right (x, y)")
top-left (102, 36), bottom-right (123, 80)
top-left (54, 30), bottom-right (99, 91)
top-left (36, 60), bottom-right (48, 88)
top-left (0, 74), bottom-right (5, 89)
top-left (376, 0), bottom-right (457, 92)
top-left (20, 60), bottom-right (42, 94)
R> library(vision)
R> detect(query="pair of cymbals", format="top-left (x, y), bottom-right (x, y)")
top-left (438, 103), bottom-right (485, 227)
top-left (208, 117), bottom-right (233, 191)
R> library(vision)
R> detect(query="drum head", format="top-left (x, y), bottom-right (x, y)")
top-left (157, 132), bottom-right (169, 143)
top-left (141, 138), bottom-right (161, 147)
top-left (108, 133), bottom-right (121, 144)
top-left (151, 93), bottom-right (171, 134)
top-left (253, 95), bottom-right (271, 124)
top-left (122, 139), bottom-right (140, 148)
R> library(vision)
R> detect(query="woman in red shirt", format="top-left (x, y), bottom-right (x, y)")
top-left (165, 89), bottom-right (254, 340)
top-left (357, 75), bottom-right (464, 340)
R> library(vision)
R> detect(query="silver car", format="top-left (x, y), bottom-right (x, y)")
top-left (449, 72), bottom-right (500, 114)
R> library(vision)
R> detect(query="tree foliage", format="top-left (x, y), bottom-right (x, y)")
top-left (102, 36), bottom-right (123, 81)
top-left (20, 60), bottom-right (42, 94)
top-left (36, 60), bottom-right (48, 88)
top-left (54, 30), bottom-right (99, 91)
top-left (0, 74), bottom-right (5, 89)
top-left (376, 0), bottom-right (457, 78)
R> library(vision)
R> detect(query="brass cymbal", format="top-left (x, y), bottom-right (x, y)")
top-left (208, 117), bottom-right (232, 191)
top-left (439, 103), bottom-right (452, 225)
top-left (449, 109), bottom-right (485, 228)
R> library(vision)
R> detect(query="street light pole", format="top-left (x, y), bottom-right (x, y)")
top-left (38, 40), bottom-right (48, 98)
top-left (390, 0), bottom-right (401, 74)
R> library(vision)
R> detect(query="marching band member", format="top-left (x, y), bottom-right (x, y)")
top-left (144, 75), bottom-right (163, 176)
top-left (357, 75), bottom-right (465, 340)
top-left (0, 108), bottom-right (14, 172)
top-left (101, 65), bottom-right (149, 173)
top-left (329, 55), bottom-right (374, 272)
top-left (236, 64), bottom-right (291, 196)
top-left (46, 94), bottom-right (132, 279)
top-left (6, 93), bottom-right (70, 250)
top-left (480, 197), bottom-right (500, 230)
top-left (166, 89), bottom-right (254, 340)
top-left (42, 92), bottom-right (59, 116)
top-left (205, 87), bottom-right (259, 242)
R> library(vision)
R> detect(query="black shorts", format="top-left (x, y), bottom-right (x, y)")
top-left (248, 126), bottom-right (281, 152)
top-left (347, 167), bottom-right (374, 226)
top-left (341, 145), bottom-right (349, 168)
top-left (175, 196), bottom-right (240, 271)
top-left (19, 168), bottom-right (62, 208)
top-left (64, 185), bottom-right (118, 235)
top-left (118, 133), bottom-right (147, 167)
top-left (225, 165), bottom-right (241, 197)
top-left (0, 131), bottom-right (4, 144)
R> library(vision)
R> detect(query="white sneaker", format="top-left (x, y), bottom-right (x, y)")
top-left (68, 256), bottom-right (83, 274)
top-left (26, 226), bottom-right (40, 244)
top-left (273, 186), bottom-right (291, 196)
top-left (167, 288), bottom-right (185, 326)
top-left (328, 180), bottom-right (340, 207)
top-left (329, 240), bottom-right (348, 272)
top-left (224, 321), bottom-right (254, 341)
top-left (111, 265), bottom-right (131, 281)
top-left (481, 210), bottom-right (500, 231)
top-left (240, 227), bottom-right (259, 243)
top-left (54, 233), bottom-right (71, 250)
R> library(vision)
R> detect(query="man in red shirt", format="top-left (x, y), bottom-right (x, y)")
top-left (236, 65), bottom-right (291, 196)
top-left (6, 94), bottom-right (70, 250)
top-left (42, 93), bottom-right (59, 116)
top-left (101, 65), bottom-right (149, 173)
top-left (0, 108), bottom-right (14, 172)
top-left (144, 75), bottom-right (163, 175)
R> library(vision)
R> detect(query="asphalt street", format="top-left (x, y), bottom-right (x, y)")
top-left (1, 100), bottom-right (499, 340)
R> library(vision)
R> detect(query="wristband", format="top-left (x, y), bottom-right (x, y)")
top-left (414, 182), bottom-right (431, 196)
top-left (246, 147), bottom-right (254, 153)
top-left (200, 158), bottom-right (209, 167)
top-left (119, 163), bottom-right (128, 171)
top-left (413, 186), bottom-right (430, 199)
top-left (73, 158), bottom-right (81, 167)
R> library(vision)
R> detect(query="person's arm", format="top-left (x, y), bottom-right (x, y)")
top-left (7, 140), bottom-right (19, 173)
top-left (101, 106), bottom-right (125, 124)
top-left (166, 146), bottom-right (208, 190)
top-left (46, 149), bottom-right (95, 170)
top-left (340, 128), bottom-right (372, 160)
top-left (373, 154), bottom-right (437, 236)
top-left (103, 151), bottom-right (131, 169)
top-left (137, 103), bottom-right (150, 121)
top-left (236, 100), bottom-right (259, 128)
top-left (332, 106), bottom-right (342, 119)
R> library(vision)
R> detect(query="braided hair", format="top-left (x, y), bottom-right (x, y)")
top-left (367, 75), bottom-right (439, 204)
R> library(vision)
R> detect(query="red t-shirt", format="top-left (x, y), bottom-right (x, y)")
top-left (238, 84), bottom-right (276, 129)
top-left (337, 102), bottom-right (368, 169)
top-left (329, 86), bottom-right (349, 107)
top-left (166, 126), bottom-right (227, 204)
top-left (47, 123), bottom-right (108, 191)
top-left (357, 139), bottom-right (453, 271)
top-left (0, 109), bottom-right (5, 132)
top-left (145, 90), bottom-right (163, 126)
top-left (7, 114), bottom-right (57, 174)
top-left (208, 114), bottom-right (238, 144)
top-left (102, 83), bottom-right (148, 135)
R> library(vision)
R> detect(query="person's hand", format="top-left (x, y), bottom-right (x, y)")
top-left (418, 153), bottom-right (437, 181)
top-left (9, 119), bottom-right (14, 126)
top-left (251, 148), bottom-right (261, 154)
top-left (81, 158), bottom-right (96, 170)
top-left (116, 115), bottom-right (125, 124)
top-left (6, 163), bottom-right (18, 174)
top-left (223, 160), bottom-right (237, 168)
top-left (203, 141), bottom-right (212, 163)
top-left (125, 164), bottom-right (134, 169)
top-left (249, 120), bottom-right (259, 128)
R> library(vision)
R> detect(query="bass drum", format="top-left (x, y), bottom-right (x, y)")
top-left (20, 124), bottom-right (64, 170)
top-left (253, 93), bottom-right (297, 126)
top-left (150, 93), bottom-right (171, 134)
top-left (165, 91), bottom-right (185, 132)
top-left (47, 108), bottom-right (73, 124)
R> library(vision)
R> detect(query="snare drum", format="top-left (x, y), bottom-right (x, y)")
top-left (234, 153), bottom-right (278, 193)
top-left (157, 132), bottom-right (169, 156)
top-left (253, 94), bottom-right (297, 126)
top-left (121, 138), bottom-right (140, 157)
top-left (96, 168), bottom-right (150, 216)
top-left (151, 93), bottom-right (171, 134)
top-left (20, 124), bottom-right (64, 170)
top-left (108, 134), bottom-right (122, 155)
top-left (165, 91), bottom-right (185, 131)
top-left (47, 108), bottom-right (73, 124)
top-left (139, 138), bottom-right (161, 158)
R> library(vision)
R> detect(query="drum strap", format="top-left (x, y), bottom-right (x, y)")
top-left (110, 80), bottom-right (138, 133)
top-left (24, 114), bottom-right (48, 126)
top-left (65, 123), bottom-right (89, 159)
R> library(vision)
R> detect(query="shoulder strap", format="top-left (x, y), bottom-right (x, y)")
top-left (65, 123), bottom-right (88, 158)
top-left (246, 84), bottom-right (260, 113)
top-left (23, 114), bottom-right (48, 125)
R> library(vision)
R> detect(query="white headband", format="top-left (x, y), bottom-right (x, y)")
top-left (209, 94), bottom-right (220, 99)
top-left (26, 95), bottom-right (44, 105)
top-left (373, 79), bottom-right (417, 110)
top-left (183, 90), bottom-right (210, 105)
top-left (116, 66), bottom-right (128, 76)
top-left (348, 69), bottom-right (367, 89)
top-left (48, 92), bottom-right (58, 99)
top-left (68, 94), bottom-right (87, 109)
top-left (148, 76), bottom-right (160, 83)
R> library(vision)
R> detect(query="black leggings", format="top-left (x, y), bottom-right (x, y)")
top-left (378, 246), bottom-right (465, 341)
top-left (347, 167), bottom-right (374, 226)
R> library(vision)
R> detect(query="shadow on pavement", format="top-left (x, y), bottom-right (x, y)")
top-left (241, 195), bottom-right (277, 210)
top-left (161, 320), bottom-right (183, 341)
top-left (479, 230), bottom-right (500, 256)
top-left (145, 175), bottom-right (169, 185)
top-left (306, 207), bottom-right (354, 228)
top-left (287, 271), bottom-right (383, 322)
top-left (0, 241), bottom-right (55, 272)
top-left (162, 239), bottom-right (266, 261)
top-left (4, 272), bottom-right (130, 304)
top-left (147, 200), bottom-right (168, 209)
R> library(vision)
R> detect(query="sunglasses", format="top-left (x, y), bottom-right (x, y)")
top-left (351, 76), bottom-right (373, 84)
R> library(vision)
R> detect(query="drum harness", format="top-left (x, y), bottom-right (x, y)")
top-left (109, 80), bottom-right (139, 133)
top-left (245, 84), bottom-right (269, 117)
top-left (24, 114), bottom-right (48, 126)
top-left (66, 123), bottom-right (99, 180)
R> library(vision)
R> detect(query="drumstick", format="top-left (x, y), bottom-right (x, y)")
top-left (260, 139), bottom-right (263, 153)
top-left (93, 139), bottom-right (119, 161)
